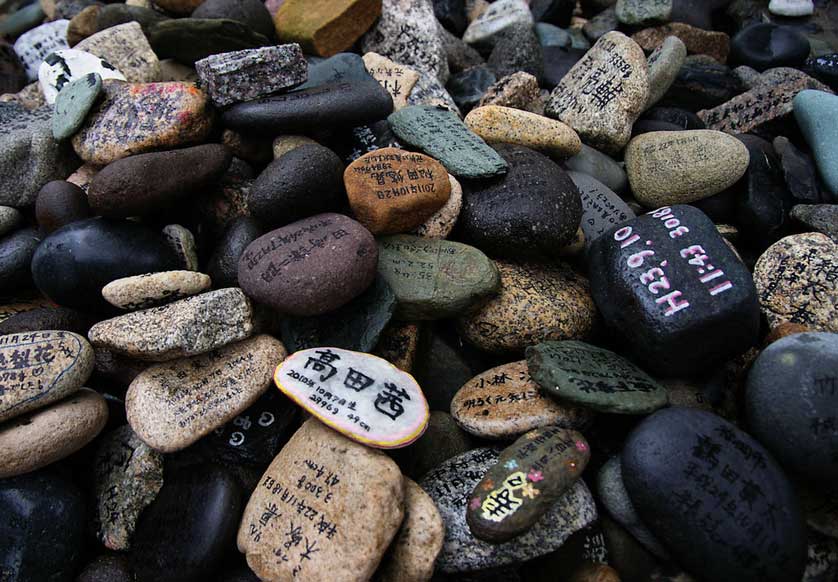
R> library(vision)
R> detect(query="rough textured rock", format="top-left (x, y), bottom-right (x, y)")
top-left (74, 21), bottom-right (160, 83)
top-left (276, 0), bottom-right (383, 58)
top-left (465, 105), bottom-right (581, 158)
top-left (102, 271), bottom-right (212, 310)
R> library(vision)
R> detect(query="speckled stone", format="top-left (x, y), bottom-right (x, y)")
top-left (545, 32), bottom-right (650, 155)
top-left (52, 72), bottom-right (102, 140)
top-left (0, 330), bottom-right (94, 424)
top-left (0, 207), bottom-right (23, 238)
top-left (194, 44), bottom-right (307, 107)
top-left (615, 0), bottom-right (671, 26)
top-left (633, 22), bottom-right (730, 64)
top-left (93, 425), bottom-right (164, 550)
top-left (238, 418), bottom-right (404, 582)
top-left (457, 260), bottom-right (597, 354)
top-left (0, 389), bottom-right (108, 478)
top-left (13, 20), bottom-right (70, 81)
top-left (102, 271), bottom-right (212, 310)
top-left (478, 71), bottom-right (544, 114)
top-left (162, 224), bottom-right (199, 271)
top-left (644, 35), bottom-right (686, 111)
top-left (462, 0), bottom-right (533, 50)
top-left (72, 80), bottom-right (213, 165)
top-left (488, 22), bottom-right (544, 83)
top-left (791, 205), bottom-right (838, 242)
top-left (465, 105), bottom-right (582, 158)
top-left (362, 51), bottom-right (420, 111)
top-left (754, 233), bottom-right (838, 332)
top-left (88, 288), bottom-right (254, 361)
top-left (411, 174), bottom-right (462, 239)
top-left (74, 22), bottom-right (160, 83)
top-left (276, 0), bottom-right (382, 58)
top-left (126, 334), bottom-right (285, 452)
top-left (451, 360), bottom-right (592, 439)
top-left (420, 447), bottom-right (597, 573)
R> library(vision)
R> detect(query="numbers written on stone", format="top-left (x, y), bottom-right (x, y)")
top-left (680, 245), bottom-right (734, 296)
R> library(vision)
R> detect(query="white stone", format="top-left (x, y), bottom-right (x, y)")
top-left (462, 0), bottom-right (533, 48)
top-left (13, 20), bottom-right (70, 81)
top-left (768, 0), bottom-right (814, 17)
top-left (38, 48), bottom-right (125, 105)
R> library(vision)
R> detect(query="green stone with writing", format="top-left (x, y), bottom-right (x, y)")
top-left (526, 340), bottom-right (668, 414)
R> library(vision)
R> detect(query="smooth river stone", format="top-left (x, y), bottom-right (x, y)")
top-left (126, 334), bottom-right (286, 452)
top-left (275, 347), bottom-right (429, 449)
top-left (569, 171), bottom-right (635, 247)
top-left (545, 32), bottom-right (650, 155)
top-left (237, 213), bottom-right (378, 317)
top-left (451, 360), bottom-right (593, 440)
top-left (588, 205), bottom-right (760, 376)
top-left (0, 330), bottom-right (94, 424)
top-left (52, 71), bottom-right (102, 140)
top-left (457, 260), bottom-right (597, 354)
top-left (238, 418), bottom-right (405, 582)
top-left (526, 341), bottom-right (668, 414)
top-left (0, 388), bottom-right (108, 478)
top-left (795, 90), bottom-right (838, 198)
top-left (621, 407), bottom-right (807, 582)
top-left (344, 147), bottom-right (451, 235)
top-left (625, 130), bottom-right (750, 208)
top-left (102, 271), bottom-right (212, 310)
top-left (88, 288), bottom-right (254, 362)
top-left (466, 426), bottom-right (590, 543)
top-left (38, 48), bottom-right (125, 105)
top-left (465, 105), bottom-right (582, 158)
top-left (644, 35), bottom-right (687, 111)
top-left (377, 235), bottom-right (500, 320)
top-left (420, 447), bottom-right (597, 573)
top-left (388, 105), bottom-right (508, 179)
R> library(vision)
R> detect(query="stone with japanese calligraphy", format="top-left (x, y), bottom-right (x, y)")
top-left (377, 235), bottom-right (500, 320)
top-left (465, 106), bottom-right (582, 158)
top-left (747, 332), bottom-right (838, 486)
top-left (644, 36), bottom-right (687, 111)
top-left (621, 407), bottom-right (807, 582)
top-left (237, 213), bottom-right (378, 317)
top-left (344, 148), bottom-right (451, 235)
top-left (545, 32), bottom-right (649, 155)
top-left (410, 173), bottom-right (463, 240)
top-left (274, 347), bottom-right (429, 448)
top-left (569, 171), bottom-right (636, 248)
top-left (13, 20), bottom-right (70, 81)
top-left (238, 417), bottom-right (405, 581)
top-left (362, 52), bottom-right (420, 111)
top-left (420, 446), bottom-right (597, 572)
top-left (467, 426), bottom-right (590, 543)
top-left (102, 271), bottom-right (212, 310)
top-left (451, 360), bottom-right (593, 439)
top-left (93, 425), bottom-right (164, 550)
top-left (526, 341), bottom-right (668, 414)
top-left (0, 330), bottom-right (94, 425)
top-left (52, 71), bottom-right (102, 141)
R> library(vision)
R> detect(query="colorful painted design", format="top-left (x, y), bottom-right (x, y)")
top-left (528, 469), bottom-right (544, 482)
top-left (480, 471), bottom-right (528, 522)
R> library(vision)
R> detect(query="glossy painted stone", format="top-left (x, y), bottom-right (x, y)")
top-left (275, 347), bottom-right (429, 448)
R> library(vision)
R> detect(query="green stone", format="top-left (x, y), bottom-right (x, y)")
top-left (52, 72), bottom-right (102, 141)
top-left (148, 18), bottom-right (270, 66)
top-left (615, 0), bottom-right (672, 26)
top-left (794, 90), bottom-right (838, 198)
top-left (377, 234), bottom-right (500, 320)
top-left (0, 3), bottom-right (45, 38)
top-left (387, 105), bottom-right (508, 179)
top-left (526, 341), bottom-right (668, 414)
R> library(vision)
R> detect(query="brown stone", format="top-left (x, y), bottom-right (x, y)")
top-left (373, 321), bottom-right (420, 373)
top-left (763, 322), bottom-right (812, 347)
top-left (275, 0), bottom-right (383, 57)
top-left (67, 5), bottom-right (102, 47)
top-left (345, 148), bottom-right (451, 235)
top-left (363, 52), bottom-right (420, 111)
top-left (238, 418), bottom-right (405, 582)
top-left (632, 22), bottom-right (730, 63)
top-left (479, 71), bottom-right (544, 114)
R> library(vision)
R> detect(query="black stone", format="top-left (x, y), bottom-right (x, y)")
top-left (805, 53), bottom-right (838, 92)
top-left (459, 144), bottom-right (582, 259)
top-left (542, 46), bottom-right (587, 90)
top-left (77, 555), bottom-right (134, 582)
top-left (221, 80), bottom-right (394, 136)
top-left (531, 0), bottom-right (575, 27)
top-left (669, 0), bottom-right (731, 30)
top-left (191, 0), bottom-right (274, 39)
top-left (31, 218), bottom-right (180, 312)
top-left (36, 180), bottom-right (92, 235)
top-left (729, 23), bottom-right (811, 72)
top-left (433, 0), bottom-right (467, 36)
top-left (773, 136), bottom-right (825, 204)
top-left (587, 205), bottom-right (760, 376)
top-left (0, 469), bottom-right (86, 582)
top-left (447, 65), bottom-right (496, 112)
top-left (691, 189), bottom-right (738, 224)
top-left (131, 464), bottom-right (242, 582)
top-left (0, 40), bottom-right (27, 95)
top-left (661, 59), bottom-right (746, 112)
top-left (488, 23), bottom-right (544, 84)
top-left (295, 53), bottom-right (373, 91)
top-left (640, 107), bottom-right (707, 130)
top-left (0, 306), bottom-right (92, 335)
top-left (148, 18), bottom-right (270, 65)
top-left (207, 216), bottom-right (262, 288)
top-left (0, 227), bottom-right (39, 294)
top-left (327, 120), bottom-right (402, 165)
top-left (95, 4), bottom-right (169, 37)
top-left (622, 407), bottom-right (807, 582)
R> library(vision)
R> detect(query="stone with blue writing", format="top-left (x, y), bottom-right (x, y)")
top-left (569, 171), bottom-right (635, 247)
top-left (588, 204), bottom-right (760, 376)
top-left (466, 426), bottom-right (590, 543)
top-left (621, 407), bottom-right (807, 582)
top-left (746, 332), bottom-right (838, 486)
top-left (275, 347), bottom-right (429, 449)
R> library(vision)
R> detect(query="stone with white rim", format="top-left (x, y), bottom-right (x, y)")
top-left (274, 347), bottom-right (430, 449)
top-left (102, 271), bottom-right (211, 310)
top-left (13, 20), bottom-right (70, 81)
top-left (38, 49), bottom-right (125, 105)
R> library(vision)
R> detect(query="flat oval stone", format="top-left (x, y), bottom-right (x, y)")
top-left (275, 347), bottom-right (429, 449)
top-left (377, 235), bottom-right (499, 320)
top-left (459, 144), bottom-right (583, 259)
top-left (345, 148), bottom-right (451, 235)
top-left (0, 330), bottom-right (94, 424)
top-left (458, 260), bottom-right (597, 354)
top-left (730, 23), bottom-right (810, 72)
top-left (102, 271), bottom-right (212, 310)
top-left (38, 48), bottom-right (124, 104)
top-left (753, 233), bottom-right (838, 332)
top-left (126, 334), bottom-right (285, 452)
top-left (465, 105), bottom-right (582, 158)
top-left (52, 71), bottom-right (102, 140)
top-left (625, 130), bottom-right (750, 208)
top-left (0, 388), bottom-right (108, 478)
top-left (419, 447), bottom-right (597, 573)
top-left (588, 205), bottom-right (760, 376)
top-left (747, 332), bottom-right (838, 486)
top-left (570, 171), bottom-right (636, 247)
top-left (451, 360), bottom-right (593, 439)
top-left (222, 80), bottom-right (393, 135)
top-left (88, 144), bottom-right (232, 217)
top-left (89, 288), bottom-right (253, 361)
top-left (238, 213), bottom-right (378, 317)
top-left (466, 426), bottom-right (590, 542)
top-left (238, 418), bottom-right (404, 581)
top-left (621, 407), bottom-right (807, 582)
top-left (527, 340), bottom-right (668, 414)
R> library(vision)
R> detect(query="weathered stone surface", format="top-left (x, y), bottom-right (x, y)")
top-left (791, 205), bottom-right (838, 242)
top-left (411, 174), bottom-right (462, 240)
top-left (569, 171), bottom-right (635, 247)
top-left (88, 288), bottom-right (254, 361)
top-left (730, 22), bottom-right (810, 72)
top-left (633, 22), bottom-right (730, 63)
top-left (478, 71), bottom-right (544, 114)
top-left (644, 35), bottom-right (687, 110)
top-left (0, 207), bottom-right (23, 238)
top-left (463, 0), bottom-right (533, 49)
top-left (102, 271), bottom-right (212, 310)
top-left (465, 105), bottom-right (581, 158)
top-left (13, 20), bottom-right (70, 81)
top-left (276, 0), bottom-right (382, 58)
top-left (238, 418), bottom-right (405, 581)
top-left (74, 21), bottom-right (160, 83)
top-left (362, 52), bottom-right (420, 111)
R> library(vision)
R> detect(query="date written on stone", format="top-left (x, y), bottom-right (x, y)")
top-left (274, 347), bottom-right (429, 449)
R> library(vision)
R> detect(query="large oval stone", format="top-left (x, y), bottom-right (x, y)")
top-left (274, 347), bottom-right (429, 449)
top-left (238, 213), bottom-right (378, 317)
top-left (465, 105), bottom-right (582, 158)
top-left (0, 330), bottom-right (94, 424)
top-left (621, 407), bottom-right (807, 582)
top-left (377, 235), bottom-right (500, 320)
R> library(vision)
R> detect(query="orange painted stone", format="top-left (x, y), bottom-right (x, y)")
top-left (275, 0), bottom-right (382, 58)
